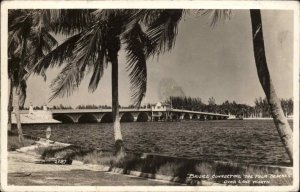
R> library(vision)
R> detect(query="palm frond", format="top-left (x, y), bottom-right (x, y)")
top-left (72, 24), bottom-right (102, 67)
top-left (88, 49), bottom-right (107, 92)
top-left (8, 10), bottom-right (26, 24)
top-left (8, 31), bottom-right (22, 58)
top-left (9, 12), bottom-right (32, 39)
top-left (123, 23), bottom-right (148, 108)
top-left (198, 9), bottom-right (232, 27)
top-left (32, 32), bottom-right (82, 75)
top-left (8, 30), bottom-right (21, 52)
top-left (70, 21), bottom-right (109, 92)
top-left (144, 9), bottom-right (184, 56)
top-left (9, 9), bottom-right (58, 81)
top-left (49, 62), bottom-right (84, 101)
top-left (130, 9), bottom-right (165, 26)
top-left (49, 9), bottom-right (95, 36)
top-left (50, 21), bottom-right (109, 99)
top-left (28, 28), bottom-right (58, 67)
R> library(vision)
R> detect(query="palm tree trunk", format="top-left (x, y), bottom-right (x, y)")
top-left (110, 51), bottom-right (126, 157)
top-left (8, 78), bottom-right (13, 132)
top-left (250, 10), bottom-right (293, 162)
top-left (14, 32), bottom-right (28, 145)
top-left (13, 85), bottom-right (24, 144)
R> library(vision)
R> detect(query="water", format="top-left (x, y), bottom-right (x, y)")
top-left (17, 120), bottom-right (292, 166)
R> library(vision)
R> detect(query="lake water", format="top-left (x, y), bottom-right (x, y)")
top-left (18, 120), bottom-right (293, 166)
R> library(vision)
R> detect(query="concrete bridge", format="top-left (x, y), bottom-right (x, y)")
top-left (45, 103), bottom-right (229, 123)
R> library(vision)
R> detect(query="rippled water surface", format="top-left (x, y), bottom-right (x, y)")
top-left (19, 120), bottom-right (293, 166)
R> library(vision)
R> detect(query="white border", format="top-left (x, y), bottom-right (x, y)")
top-left (292, 1), bottom-right (300, 191)
top-left (0, 0), bottom-right (299, 9)
top-left (1, 1), bottom-right (299, 192)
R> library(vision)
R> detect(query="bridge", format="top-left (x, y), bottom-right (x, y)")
top-left (45, 103), bottom-right (229, 123)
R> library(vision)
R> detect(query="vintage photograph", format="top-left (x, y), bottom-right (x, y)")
top-left (1, 1), bottom-right (299, 191)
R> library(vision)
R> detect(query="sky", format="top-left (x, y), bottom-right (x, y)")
top-left (24, 10), bottom-right (294, 108)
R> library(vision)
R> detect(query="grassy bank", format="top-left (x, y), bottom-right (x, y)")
top-left (32, 144), bottom-right (293, 186)
top-left (8, 131), bottom-right (36, 151)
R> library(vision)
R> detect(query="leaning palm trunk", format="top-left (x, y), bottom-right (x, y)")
top-left (8, 78), bottom-right (13, 131)
top-left (250, 10), bottom-right (293, 162)
top-left (14, 32), bottom-right (28, 145)
top-left (110, 51), bottom-right (126, 158)
top-left (13, 85), bottom-right (24, 144)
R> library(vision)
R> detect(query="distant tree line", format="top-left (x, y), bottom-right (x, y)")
top-left (123, 104), bottom-right (151, 109)
top-left (22, 104), bottom-right (73, 110)
top-left (167, 96), bottom-right (293, 118)
top-left (76, 104), bottom-right (111, 109)
top-left (280, 98), bottom-right (294, 116)
top-left (51, 104), bottom-right (73, 109)
top-left (76, 104), bottom-right (152, 109)
top-left (254, 97), bottom-right (293, 117)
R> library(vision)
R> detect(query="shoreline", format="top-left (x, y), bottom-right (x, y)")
top-left (7, 134), bottom-right (293, 186)
top-left (243, 117), bottom-right (293, 120)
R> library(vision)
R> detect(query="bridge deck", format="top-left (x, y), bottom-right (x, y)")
top-left (47, 109), bottom-right (229, 117)
top-left (18, 108), bottom-right (229, 117)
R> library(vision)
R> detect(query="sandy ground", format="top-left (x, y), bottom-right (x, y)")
top-left (8, 151), bottom-right (180, 186)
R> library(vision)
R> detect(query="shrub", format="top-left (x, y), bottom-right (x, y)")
top-left (156, 162), bottom-right (186, 177)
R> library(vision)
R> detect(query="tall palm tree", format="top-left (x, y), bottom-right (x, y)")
top-left (8, 9), bottom-right (57, 143)
top-left (138, 9), bottom-right (293, 162)
top-left (33, 10), bottom-right (154, 157)
top-left (249, 10), bottom-right (292, 161)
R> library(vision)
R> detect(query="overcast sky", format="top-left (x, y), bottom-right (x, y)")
top-left (24, 10), bottom-right (294, 108)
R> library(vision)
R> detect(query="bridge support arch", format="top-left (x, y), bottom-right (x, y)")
top-left (168, 112), bottom-right (178, 120)
top-left (78, 114), bottom-right (98, 123)
top-left (136, 112), bottom-right (150, 122)
top-left (120, 112), bottom-right (135, 122)
top-left (206, 115), bottom-right (212, 120)
top-left (53, 114), bottom-right (77, 123)
top-left (191, 114), bottom-right (199, 120)
top-left (199, 115), bottom-right (205, 121)
top-left (180, 113), bottom-right (192, 120)
top-left (100, 113), bottom-right (113, 123)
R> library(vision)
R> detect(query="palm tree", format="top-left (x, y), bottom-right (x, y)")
top-left (249, 10), bottom-right (292, 161)
top-left (138, 9), bottom-right (293, 162)
top-left (8, 9), bottom-right (57, 143)
top-left (33, 10), bottom-right (154, 157)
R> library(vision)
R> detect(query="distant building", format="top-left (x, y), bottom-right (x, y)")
top-left (151, 102), bottom-right (169, 121)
